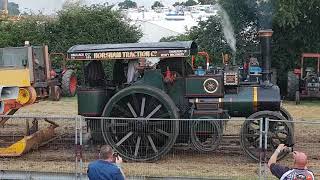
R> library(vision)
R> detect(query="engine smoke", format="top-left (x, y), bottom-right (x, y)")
top-left (216, 4), bottom-right (236, 56)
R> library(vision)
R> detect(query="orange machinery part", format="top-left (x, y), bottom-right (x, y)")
top-left (3, 99), bottom-right (21, 114)
top-left (0, 86), bottom-right (37, 126)
top-left (0, 100), bottom-right (22, 126)
top-left (0, 124), bottom-right (58, 157)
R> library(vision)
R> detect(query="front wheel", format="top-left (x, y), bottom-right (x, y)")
top-left (240, 111), bottom-right (294, 161)
top-left (190, 120), bottom-right (222, 152)
top-left (101, 85), bottom-right (179, 162)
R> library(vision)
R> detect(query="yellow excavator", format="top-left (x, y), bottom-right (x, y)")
top-left (0, 44), bottom-right (77, 157)
top-left (0, 1), bottom-right (77, 156)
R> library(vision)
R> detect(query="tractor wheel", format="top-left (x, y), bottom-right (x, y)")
top-left (17, 86), bottom-right (37, 105)
top-left (190, 120), bottom-right (222, 152)
top-left (61, 70), bottom-right (77, 97)
top-left (49, 86), bottom-right (61, 101)
top-left (240, 111), bottom-right (294, 162)
top-left (101, 85), bottom-right (179, 162)
top-left (287, 71), bottom-right (299, 100)
top-left (295, 91), bottom-right (300, 105)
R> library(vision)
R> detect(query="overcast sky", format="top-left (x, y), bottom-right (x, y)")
top-left (9, 0), bottom-right (187, 14)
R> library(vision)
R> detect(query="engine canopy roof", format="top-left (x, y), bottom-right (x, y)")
top-left (67, 41), bottom-right (198, 61)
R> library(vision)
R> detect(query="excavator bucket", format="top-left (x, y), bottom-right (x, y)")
top-left (0, 121), bottom-right (58, 157)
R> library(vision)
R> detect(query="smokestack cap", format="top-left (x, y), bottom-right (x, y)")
top-left (259, 29), bottom-right (273, 37)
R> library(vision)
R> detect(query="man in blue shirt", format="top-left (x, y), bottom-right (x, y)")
top-left (88, 145), bottom-right (125, 180)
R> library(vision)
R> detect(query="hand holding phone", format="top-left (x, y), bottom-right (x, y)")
top-left (115, 155), bottom-right (123, 164)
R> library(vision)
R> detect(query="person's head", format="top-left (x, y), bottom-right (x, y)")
top-left (99, 145), bottom-right (114, 160)
top-left (293, 151), bottom-right (308, 169)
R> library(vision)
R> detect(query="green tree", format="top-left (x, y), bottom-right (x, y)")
top-left (185, 0), bottom-right (198, 6)
top-left (118, 0), bottom-right (137, 9)
top-left (151, 1), bottom-right (164, 9)
top-left (198, 0), bottom-right (217, 5)
top-left (160, 34), bottom-right (190, 42)
top-left (172, 2), bottom-right (181, 7)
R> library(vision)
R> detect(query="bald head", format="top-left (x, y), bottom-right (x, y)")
top-left (293, 151), bottom-right (308, 168)
top-left (100, 145), bottom-right (113, 160)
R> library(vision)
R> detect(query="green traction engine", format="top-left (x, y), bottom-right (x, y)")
top-left (67, 29), bottom-right (294, 162)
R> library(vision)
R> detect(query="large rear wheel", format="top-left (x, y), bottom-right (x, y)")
top-left (101, 85), bottom-right (179, 162)
top-left (240, 111), bottom-right (294, 161)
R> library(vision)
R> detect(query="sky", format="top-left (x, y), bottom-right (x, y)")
top-left (9, 0), bottom-right (187, 14)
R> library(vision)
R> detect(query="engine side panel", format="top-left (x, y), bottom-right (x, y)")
top-left (185, 75), bottom-right (224, 97)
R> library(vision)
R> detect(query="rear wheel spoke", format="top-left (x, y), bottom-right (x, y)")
top-left (116, 131), bottom-right (133, 146)
top-left (146, 105), bottom-right (162, 119)
top-left (140, 97), bottom-right (146, 117)
top-left (134, 136), bottom-right (141, 157)
top-left (127, 102), bottom-right (137, 118)
top-left (147, 135), bottom-right (158, 153)
top-left (156, 129), bottom-right (170, 137)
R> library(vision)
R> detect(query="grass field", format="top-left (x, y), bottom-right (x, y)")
top-left (282, 100), bottom-right (320, 120)
top-left (2, 98), bottom-right (319, 179)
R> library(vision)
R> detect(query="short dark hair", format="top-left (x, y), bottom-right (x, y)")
top-left (100, 145), bottom-right (113, 159)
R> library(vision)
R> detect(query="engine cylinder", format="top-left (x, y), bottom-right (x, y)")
top-left (222, 85), bottom-right (281, 117)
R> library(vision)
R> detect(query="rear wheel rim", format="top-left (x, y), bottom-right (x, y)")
top-left (102, 87), bottom-right (179, 161)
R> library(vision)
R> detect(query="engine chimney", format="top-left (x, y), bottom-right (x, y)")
top-left (259, 29), bottom-right (273, 82)
top-left (1, 0), bottom-right (8, 16)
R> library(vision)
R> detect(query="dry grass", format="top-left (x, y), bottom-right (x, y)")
top-left (16, 97), bottom-right (78, 116)
top-left (282, 100), bottom-right (320, 120)
top-left (1, 98), bottom-right (319, 179)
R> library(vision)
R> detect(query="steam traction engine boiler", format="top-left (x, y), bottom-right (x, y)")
top-left (67, 29), bottom-right (294, 161)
